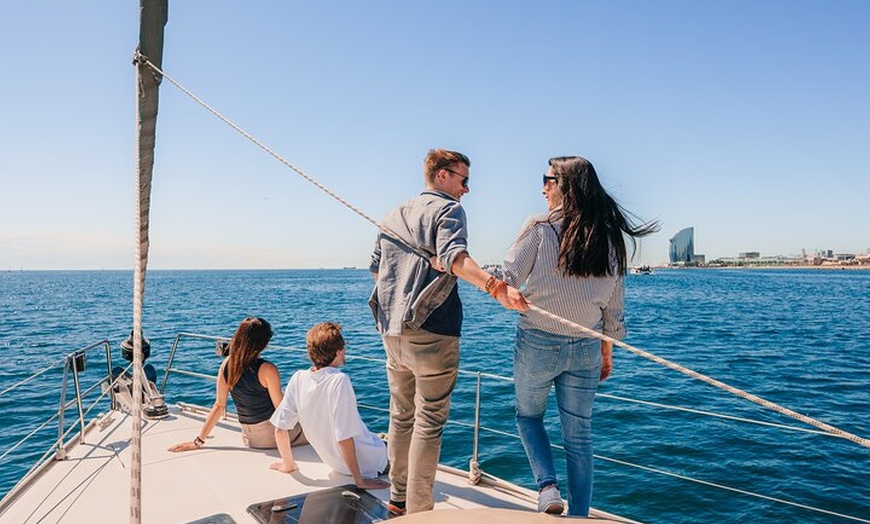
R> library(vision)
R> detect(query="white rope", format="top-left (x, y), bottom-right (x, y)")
top-left (130, 52), bottom-right (152, 524)
top-left (530, 304), bottom-right (870, 448)
top-left (137, 57), bottom-right (429, 262)
top-left (136, 59), bottom-right (868, 450)
top-left (593, 455), bottom-right (870, 523)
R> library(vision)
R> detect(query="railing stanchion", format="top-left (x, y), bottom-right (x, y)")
top-left (160, 334), bottom-right (183, 395)
top-left (70, 352), bottom-right (87, 445)
top-left (56, 361), bottom-right (70, 460)
top-left (104, 341), bottom-right (117, 409)
top-left (469, 372), bottom-right (482, 485)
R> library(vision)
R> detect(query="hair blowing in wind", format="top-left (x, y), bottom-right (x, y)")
top-left (550, 156), bottom-right (660, 277)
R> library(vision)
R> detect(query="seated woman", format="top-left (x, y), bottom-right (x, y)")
top-left (169, 316), bottom-right (304, 451)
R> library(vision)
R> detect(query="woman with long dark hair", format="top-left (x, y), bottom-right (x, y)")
top-left (492, 156), bottom-right (658, 516)
top-left (169, 316), bottom-right (304, 451)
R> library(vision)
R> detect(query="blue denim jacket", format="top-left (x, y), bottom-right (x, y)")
top-left (369, 190), bottom-right (468, 336)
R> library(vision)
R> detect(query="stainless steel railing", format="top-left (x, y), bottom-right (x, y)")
top-left (0, 340), bottom-right (116, 492)
top-left (4, 332), bottom-right (858, 522)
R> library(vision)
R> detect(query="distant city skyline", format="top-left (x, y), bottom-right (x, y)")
top-left (658, 225), bottom-right (867, 267)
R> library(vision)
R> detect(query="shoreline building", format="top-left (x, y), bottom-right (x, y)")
top-left (669, 227), bottom-right (705, 265)
top-left (669, 227), bottom-right (695, 265)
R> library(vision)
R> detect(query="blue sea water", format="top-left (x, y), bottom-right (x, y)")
top-left (0, 268), bottom-right (868, 523)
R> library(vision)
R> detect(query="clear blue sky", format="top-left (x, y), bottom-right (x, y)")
top-left (1, 1), bottom-right (868, 270)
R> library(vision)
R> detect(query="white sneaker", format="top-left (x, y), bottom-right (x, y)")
top-left (537, 486), bottom-right (564, 514)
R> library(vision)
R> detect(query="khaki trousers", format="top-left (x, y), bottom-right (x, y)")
top-left (241, 420), bottom-right (307, 449)
top-left (383, 329), bottom-right (459, 513)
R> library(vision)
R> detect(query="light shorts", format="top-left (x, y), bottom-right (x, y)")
top-left (240, 420), bottom-right (307, 449)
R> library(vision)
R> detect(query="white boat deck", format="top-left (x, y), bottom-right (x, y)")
top-left (0, 404), bottom-right (633, 524)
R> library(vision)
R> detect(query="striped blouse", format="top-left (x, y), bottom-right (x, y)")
top-left (491, 211), bottom-right (626, 340)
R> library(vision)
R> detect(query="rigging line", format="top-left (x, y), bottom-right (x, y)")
top-left (529, 304), bottom-right (870, 448)
top-left (29, 454), bottom-right (119, 524)
top-left (598, 393), bottom-right (837, 437)
top-left (132, 49), bottom-right (157, 524)
top-left (0, 358), bottom-right (64, 398)
top-left (282, 340), bottom-right (833, 437)
top-left (12, 366), bottom-right (131, 482)
top-left (462, 424), bottom-right (868, 522)
top-left (0, 411), bottom-right (60, 463)
top-left (135, 57), bottom-right (866, 449)
top-left (136, 56), bottom-right (430, 262)
top-left (349, 344), bottom-right (832, 437)
top-left (595, 455), bottom-right (870, 523)
top-left (343, 346), bottom-right (838, 437)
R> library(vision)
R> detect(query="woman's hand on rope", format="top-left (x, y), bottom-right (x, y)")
top-left (493, 284), bottom-right (529, 311)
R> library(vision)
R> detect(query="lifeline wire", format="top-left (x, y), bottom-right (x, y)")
top-left (530, 304), bottom-right (870, 448)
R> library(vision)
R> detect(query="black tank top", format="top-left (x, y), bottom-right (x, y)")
top-left (224, 358), bottom-right (275, 424)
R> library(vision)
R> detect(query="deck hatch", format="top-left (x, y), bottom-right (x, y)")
top-left (247, 484), bottom-right (389, 523)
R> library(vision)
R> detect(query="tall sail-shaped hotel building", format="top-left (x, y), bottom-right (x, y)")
top-left (669, 227), bottom-right (695, 264)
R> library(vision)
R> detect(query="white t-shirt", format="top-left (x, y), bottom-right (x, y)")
top-left (270, 366), bottom-right (387, 478)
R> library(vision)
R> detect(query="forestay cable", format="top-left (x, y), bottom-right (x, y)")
top-left (138, 59), bottom-right (869, 450)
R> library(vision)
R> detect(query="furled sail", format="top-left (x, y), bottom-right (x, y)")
top-left (131, 1), bottom-right (167, 523)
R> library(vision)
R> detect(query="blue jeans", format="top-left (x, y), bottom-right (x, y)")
top-left (514, 327), bottom-right (602, 517)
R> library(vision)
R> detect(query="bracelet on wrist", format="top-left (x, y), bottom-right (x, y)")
top-left (194, 436), bottom-right (205, 447)
top-left (489, 279), bottom-right (507, 298)
top-left (483, 275), bottom-right (497, 293)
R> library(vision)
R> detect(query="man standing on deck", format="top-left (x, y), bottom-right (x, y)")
top-left (369, 148), bottom-right (528, 514)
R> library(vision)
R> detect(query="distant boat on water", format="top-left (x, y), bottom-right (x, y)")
top-left (630, 239), bottom-right (653, 274)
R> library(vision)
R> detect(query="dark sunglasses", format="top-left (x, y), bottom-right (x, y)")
top-left (445, 168), bottom-right (469, 188)
top-left (543, 175), bottom-right (558, 185)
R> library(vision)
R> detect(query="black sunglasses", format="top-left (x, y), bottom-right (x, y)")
top-left (445, 168), bottom-right (469, 188)
top-left (543, 174), bottom-right (558, 185)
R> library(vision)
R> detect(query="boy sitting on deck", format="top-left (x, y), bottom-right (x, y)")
top-left (270, 322), bottom-right (390, 490)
